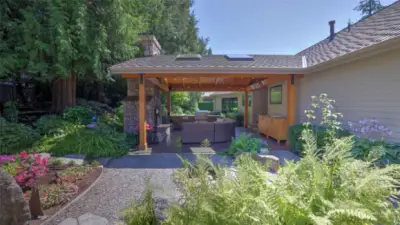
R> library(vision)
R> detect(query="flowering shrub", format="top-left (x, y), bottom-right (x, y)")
top-left (136, 122), bottom-right (153, 131)
top-left (348, 118), bottom-right (392, 141)
top-left (1, 152), bottom-right (49, 188)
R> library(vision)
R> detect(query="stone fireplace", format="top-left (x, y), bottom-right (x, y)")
top-left (124, 79), bottom-right (161, 133)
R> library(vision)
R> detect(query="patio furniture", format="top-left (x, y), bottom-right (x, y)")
top-left (258, 114), bottom-right (288, 143)
top-left (181, 119), bottom-right (235, 144)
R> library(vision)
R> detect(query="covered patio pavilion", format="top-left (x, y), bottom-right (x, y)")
top-left (110, 54), bottom-right (304, 151)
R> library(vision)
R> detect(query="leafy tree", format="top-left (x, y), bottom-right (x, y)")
top-left (354, 0), bottom-right (384, 18)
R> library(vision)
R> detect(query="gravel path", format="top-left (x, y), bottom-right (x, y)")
top-left (45, 167), bottom-right (177, 225)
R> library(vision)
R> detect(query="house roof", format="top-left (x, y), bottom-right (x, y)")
top-left (296, 0), bottom-right (400, 67)
top-left (111, 55), bottom-right (303, 71)
top-left (110, 1), bottom-right (400, 74)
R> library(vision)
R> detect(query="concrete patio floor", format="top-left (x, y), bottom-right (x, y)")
top-left (140, 127), bottom-right (290, 154)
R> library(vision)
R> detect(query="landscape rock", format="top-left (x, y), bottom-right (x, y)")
top-left (77, 213), bottom-right (109, 225)
top-left (252, 154), bottom-right (280, 172)
top-left (58, 218), bottom-right (78, 225)
top-left (0, 168), bottom-right (31, 225)
top-left (56, 154), bottom-right (86, 166)
top-left (152, 191), bottom-right (180, 225)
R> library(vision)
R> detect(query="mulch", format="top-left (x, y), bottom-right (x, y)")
top-left (29, 166), bottom-right (103, 225)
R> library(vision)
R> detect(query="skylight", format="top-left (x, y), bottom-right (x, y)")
top-left (175, 54), bottom-right (202, 61)
top-left (225, 54), bottom-right (254, 61)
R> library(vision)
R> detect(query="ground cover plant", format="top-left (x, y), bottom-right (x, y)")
top-left (0, 117), bottom-right (40, 154)
top-left (223, 133), bottom-right (267, 157)
top-left (162, 134), bottom-right (400, 225)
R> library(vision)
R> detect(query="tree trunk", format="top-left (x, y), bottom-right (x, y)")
top-left (51, 75), bottom-right (76, 113)
top-left (97, 82), bottom-right (105, 103)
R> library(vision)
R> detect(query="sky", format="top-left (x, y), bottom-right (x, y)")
top-left (194, 0), bottom-right (397, 54)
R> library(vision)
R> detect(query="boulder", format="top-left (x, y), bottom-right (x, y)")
top-left (252, 154), bottom-right (280, 172)
top-left (0, 168), bottom-right (31, 225)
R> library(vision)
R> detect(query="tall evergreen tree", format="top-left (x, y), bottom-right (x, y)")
top-left (354, 0), bottom-right (384, 18)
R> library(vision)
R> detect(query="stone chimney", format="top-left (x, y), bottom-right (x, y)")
top-left (329, 20), bottom-right (336, 41)
top-left (136, 35), bottom-right (162, 56)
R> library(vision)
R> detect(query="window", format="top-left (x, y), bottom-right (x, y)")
top-left (175, 54), bottom-right (202, 61)
top-left (270, 85), bottom-right (282, 104)
top-left (222, 98), bottom-right (238, 113)
top-left (225, 54), bottom-right (254, 61)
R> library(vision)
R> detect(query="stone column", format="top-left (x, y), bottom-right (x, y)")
top-left (124, 78), bottom-right (160, 134)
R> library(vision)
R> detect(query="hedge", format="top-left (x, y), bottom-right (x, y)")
top-left (198, 102), bottom-right (213, 111)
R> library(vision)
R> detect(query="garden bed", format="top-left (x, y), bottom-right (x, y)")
top-left (28, 164), bottom-right (103, 225)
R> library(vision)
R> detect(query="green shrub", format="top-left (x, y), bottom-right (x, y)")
top-left (63, 106), bottom-right (92, 124)
top-left (34, 123), bottom-right (130, 158)
top-left (198, 102), bottom-right (213, 111)
top-left (287, 123), bottom-right (351, 155)
top-left (121, 181), bottom-right (157, 225)
top-left (91, 160), bottom-right (100, 167)
top-left (35, 115), bottom-right (71, 135)
top-left (77, 98), bottom-right (113, 115)
top-left (224, 133), bottom-right (267, 157)
top-left (226, 112), bottom-right (243, 126)
top-left (165, 134), bottom-right (400, 225)
top-left (51, 159), bottom-right (63, 166)
top-left (3, 101), bottom-right (19, 123)
top-left (200, 138), bottom-right (211, 147)
top-left (0, 119), bottom-right (39, 154)
top-left (351, 138), bottom-right (400, 164)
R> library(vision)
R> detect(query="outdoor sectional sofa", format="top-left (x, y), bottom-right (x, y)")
top-left (181, 119), bottom-right (236, 144)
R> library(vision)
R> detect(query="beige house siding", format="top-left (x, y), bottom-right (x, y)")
top-left (213, 93), bottom-right (253, 124)
top-left (252, 88), bottom-right (269, 126)
top-left (296, 49), bottom-right (400, 141)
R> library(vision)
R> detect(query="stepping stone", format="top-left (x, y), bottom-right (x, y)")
top-left (78, 213), bottom-right (109, 225)
top-left (58, 218), bottom-right (78, 225)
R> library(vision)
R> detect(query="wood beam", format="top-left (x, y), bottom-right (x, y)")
top-left (246, 75), bottom-right (304, 92)
top-left (167, 91), bottom-right (171, 116)
top-left (121, 74), bottom-right (295, 79)
top-left (244, 90), bottom-right (249, 128)
top-left (147, 77), bottom-right (169, 92)
top-left (170, 85), bottom-right (246, 92)
top-left (138, 74), bottom-right (147, 150)
top-left (286, 74), bottom-right (296, 146)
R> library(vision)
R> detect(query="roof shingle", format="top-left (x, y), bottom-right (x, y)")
top-left (296, 1), bottom-right (400, 66)
top-left (111, 55), bottom-right (303, 70)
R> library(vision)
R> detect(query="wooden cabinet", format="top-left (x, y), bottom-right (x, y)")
top-left (258, 115), bottom-right (288, 143)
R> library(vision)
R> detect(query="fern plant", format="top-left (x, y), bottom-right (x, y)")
top-left (164, 133), bottom-right (400, 225)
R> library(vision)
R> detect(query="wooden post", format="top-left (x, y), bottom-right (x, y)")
top-left (167, 91), bottom-right (171, 116)
top-left (139, 74), bottom-right (147, 150)
top-left (244, 91), bottom-right (249, 128)
top-left (286, 74), bottom-right (296, 146)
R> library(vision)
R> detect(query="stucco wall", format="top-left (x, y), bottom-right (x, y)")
top-left (296, 49), bottom-right (400, 141)
top-left (252, 88), bottom-right (269, 125)
top-left (267, 80), bottom-right (288, 117)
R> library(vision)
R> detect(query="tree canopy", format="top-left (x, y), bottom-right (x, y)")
top-left (0, 0), bottom-right (211, 112)
top-left (354, 0), bottom-right (384, 18)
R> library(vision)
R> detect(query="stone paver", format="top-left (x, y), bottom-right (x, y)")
top-left (78, 213), bottom-right (109, 225)
top-left (58, 218), bottom-right (78, 225)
